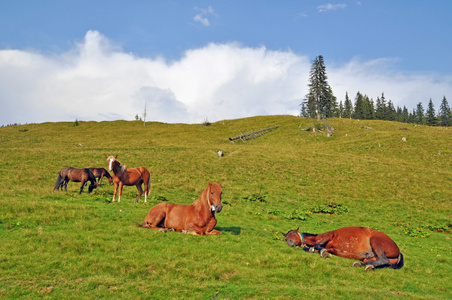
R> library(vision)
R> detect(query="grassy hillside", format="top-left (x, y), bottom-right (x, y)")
top-left (1, 116), bottom-right (451, 299)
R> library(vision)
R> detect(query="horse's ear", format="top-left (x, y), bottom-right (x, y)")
top-left (114, 155), bottom-right (118, 159)
top-left (295, 227), bottom-right (299, 232)
top-left (282, 232), bottom-right (287, 237)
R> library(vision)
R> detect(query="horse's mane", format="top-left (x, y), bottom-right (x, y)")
top-left (302, 232), bottom-right (318, 237)
top-left (114, 160), bottom-right (126, 172)
top-left (192, 187), bottom-right (210, 210)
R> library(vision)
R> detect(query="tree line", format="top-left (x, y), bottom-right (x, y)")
top-left (301, 55), bottom-right (452, 127)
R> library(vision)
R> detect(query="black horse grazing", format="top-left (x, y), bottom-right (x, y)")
top-left (54, 167), bottom-right (98, 194)
top-left (88, 168), bottom-right (113, 186)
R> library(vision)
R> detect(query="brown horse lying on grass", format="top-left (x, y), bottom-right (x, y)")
top-left (88, 167), bottom-right (113, 186)
top-left (106, 155), bottom-right (151, 203)
top-left (140, 182), bottom-right (223, 235)
top-left (54, 167), bottom-right (98, 194)
top-left (283, 227), bottom-right (404, 271)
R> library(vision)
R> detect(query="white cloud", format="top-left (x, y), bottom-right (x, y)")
top-left (193, 15), bottom-right (210, 26)
top-left (317, 3), bottom-right (347, 13)
top-left (193, 6), bottom-right (216, 27)
top-left (0, 30), bottom-right (451, 126)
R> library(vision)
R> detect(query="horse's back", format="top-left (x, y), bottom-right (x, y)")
top-left (331, 227), bottom-right (400, 258)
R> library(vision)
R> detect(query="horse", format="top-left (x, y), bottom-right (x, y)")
top-left (54, 167), bottom-right (73, 191)
top-left (106, 155), bottom-right (151, 202)
top-left (140, 182), bottom-right (223, 235)
top-left (282, 227), bottom-right (404, 271)
top-left (54, 167), bottom-right (98, 194)
top-left (88, 168), bottom-right (113, 186)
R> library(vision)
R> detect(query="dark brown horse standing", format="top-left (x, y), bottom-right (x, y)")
top-left (106, 155), bottom-right (151, 202)
top-left (88, 168), bottom-right (113, 186)
top-left (140, 182), bottom-right (223, 235)
top-left (54, 167), bottom-right (98, 194)
top-left (283, 227), bottom-right (404, 271)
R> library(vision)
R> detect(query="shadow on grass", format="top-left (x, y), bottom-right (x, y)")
top-left (217, 227), bottom-right (242, 235)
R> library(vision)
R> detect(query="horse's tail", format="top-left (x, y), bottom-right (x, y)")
top-left (390, 253), bottom-right (404, 269)
top-left (54, 173), bottom-right (62, 190)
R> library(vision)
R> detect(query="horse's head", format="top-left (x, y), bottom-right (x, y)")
top-left (207, 182), bottom-right (223, 213)
top-left (105, 155), bottom-right (119, 172)
top-left (88, 182), bottom-right (98, 193)
top-left (282, 228), bottom-right (305, 247)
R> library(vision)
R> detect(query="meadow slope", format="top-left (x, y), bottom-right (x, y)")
top-left (0, 116), bottom-right (451, 299)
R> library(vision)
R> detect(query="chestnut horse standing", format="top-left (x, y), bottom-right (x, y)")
top-left (283, 227), bottom-right (404, 271)
top-left (106, 155), bottom-right (151, 203)
top-left (140, 182), bottom-right (223, 235)
top-left (54, 167), bottom-right (98, 194)
top-left (88, 168), bottom-right (113, 186)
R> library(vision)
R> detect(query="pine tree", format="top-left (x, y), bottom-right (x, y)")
top-left (299, 101), bottom-right (309, 117)
top-left (375, 93), bottom-right (387, 120)
top-left (338, 101), bottom-right (344, 118)
top-left (415, 102), bottom-right (425, 124)
top-left (426, 99), bottom-right (437, 126)
top-left (353, 92), bottom-right (365, 119)
top-left (438, 96), bottom-right (451, 126)
top-left (402, 106), bottom-right (409, 123)
top-left (343, 92), bottom-right (353, 119)
top-left (304, 55), bottom-right (336, 120)
top-left (387, 100), bottom-right (396, 121)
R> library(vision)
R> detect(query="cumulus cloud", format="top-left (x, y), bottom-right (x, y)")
top-left (317, 3), bottom-right (347, 12)
top-left (0, 30), bottom-right (451, 125)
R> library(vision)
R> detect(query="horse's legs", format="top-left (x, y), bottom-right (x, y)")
top-left (361, 235), bottom-right (393, 270)
top-left (79, 180), bottom-right (85, 194)
top-left (135, 182), bottom-right (144, 203)
top-left (309, 232), bottom-right (333, 256)
top-left (141, 207), bottom-right (166, 229)
top-left (118, 182), bottom-right (124, 202)
top-left (63, 178), bottom-right (68, 191)
top-left (112, 182), bottom-right (118, 202)
top-left (205, 217), bottom-right (221, 235)
top-left (144, 178), bottom-right (150, 203)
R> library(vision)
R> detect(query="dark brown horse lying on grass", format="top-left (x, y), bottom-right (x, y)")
top-left (54, 167), bottom-right (98, 194)
top-left (140, 182), bottom-right (223, 235)
top-left (283, 227), bottom-right (404, 271)
top-left (88, 167), bottom-right (113, 186)
top-left (106, 155), bottom-right (151, 202)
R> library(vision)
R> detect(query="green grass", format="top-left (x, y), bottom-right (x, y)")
top-left (1, 116), bottom-right (451, 299)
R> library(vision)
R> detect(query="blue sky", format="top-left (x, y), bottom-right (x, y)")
top-left (1, 1), bottom-right (451, 124)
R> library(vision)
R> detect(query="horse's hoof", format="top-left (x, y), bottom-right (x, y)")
top-left (159, 228), bottom-right (167, 233)
top-left (365, 265), bottom-right (375, 271)
top-left (168, 228), bottom-right (176, 232)
top-left (309, 247), bottom-right (315, 253)
top-left (352, 262), bottom-right (362, 267)
top-left (320, 249), bottom-right (329, 258)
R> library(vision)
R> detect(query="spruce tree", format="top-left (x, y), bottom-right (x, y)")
top-left (426, 99), bottom-right (437, 126)
top-left (438, 96), bottom-right (451, 126)
top-left (387, 100), bottom-right (396, 121)
top-left (402, 106), bottom-right (409, 123)
top-left (353, 92), bottom-right (365, 119)
top-left (343, 92), bottom-right (353, 119)
top-left (304, 55), bottom-right (336, 120)
top-left (415, 102), bottom-right (425, 124)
